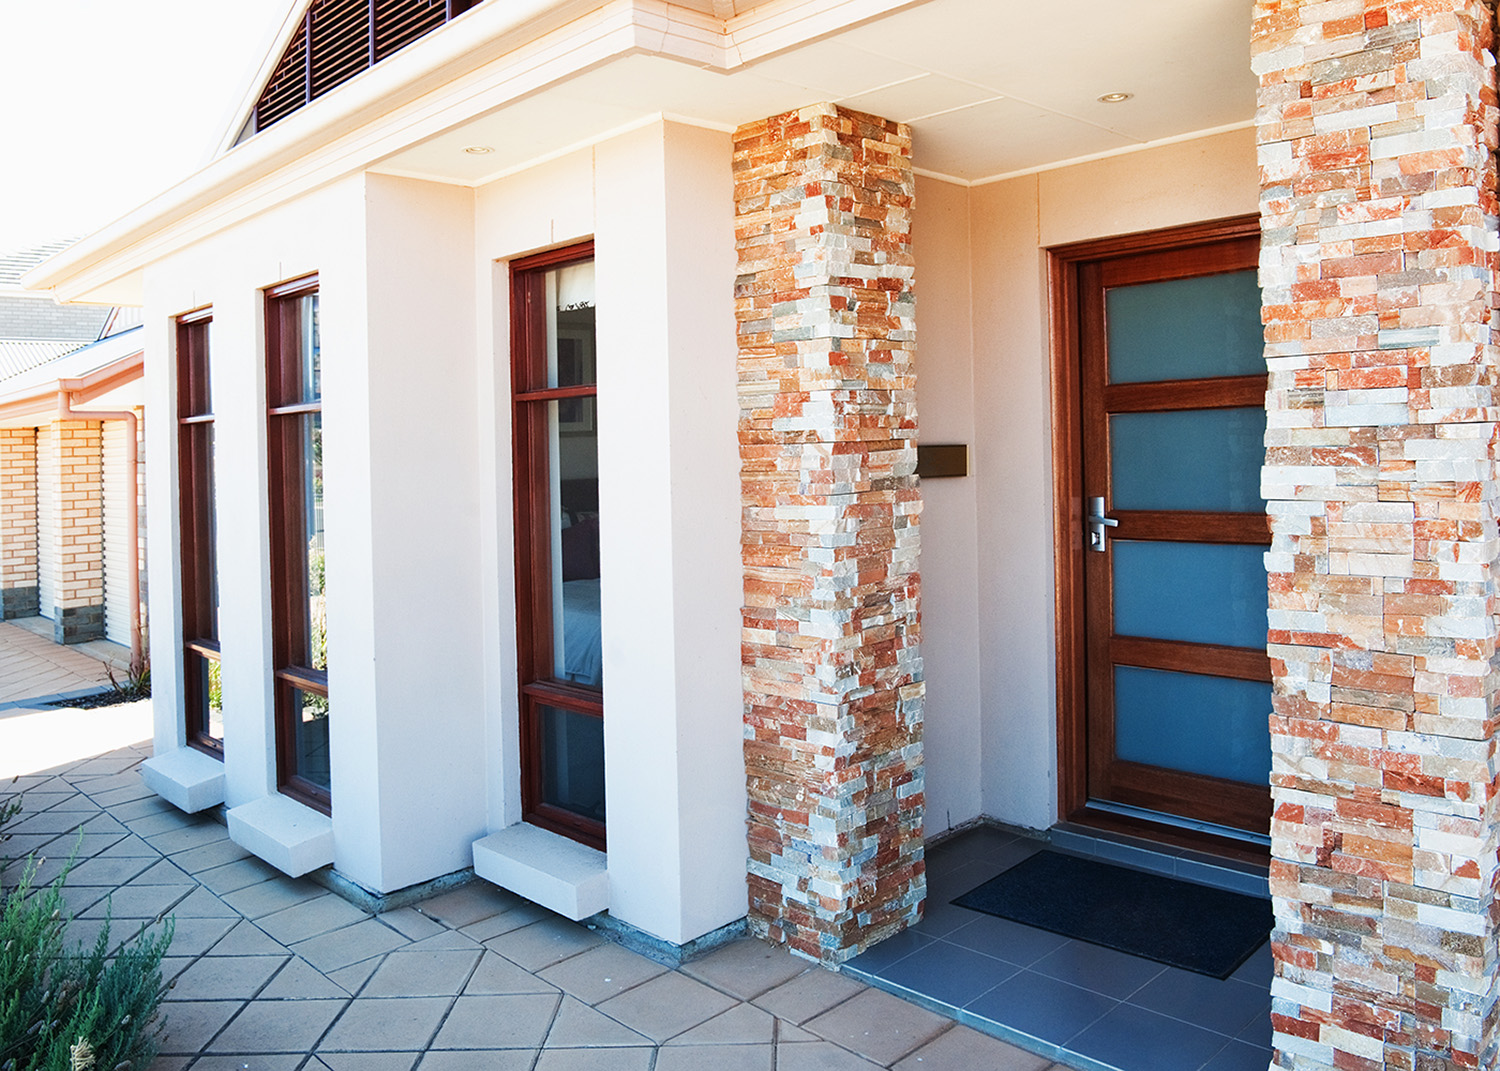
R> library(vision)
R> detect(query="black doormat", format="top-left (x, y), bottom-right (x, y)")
top-left (953, 850), bottom-right (1271, 979)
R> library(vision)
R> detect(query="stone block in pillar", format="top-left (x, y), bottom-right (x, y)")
top-left (46, 420), bottom-right (104, 644)
top-left (0, 428), bottom-right (37, 619)
top-left (1254, 1), bottom-right (1500, 1067)
top-left (734, 103), bottom-right (924, 966)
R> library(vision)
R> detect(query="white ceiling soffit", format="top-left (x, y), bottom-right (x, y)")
top-left (374, 0), bottom-right (1255, 186)
top-left (31, 0), bottom-right (1252, 303)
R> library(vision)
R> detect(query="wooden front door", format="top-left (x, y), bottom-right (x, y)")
top-left (1055, 217), bottom-right (1273, 842)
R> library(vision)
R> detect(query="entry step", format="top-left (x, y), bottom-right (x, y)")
top-left (473, 823), bottom-right (608, 921)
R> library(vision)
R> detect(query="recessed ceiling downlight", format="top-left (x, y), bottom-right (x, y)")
top-left (463, 145), bottom-right (494, 155)
top-left (1097, 92), bottom-right (1133, 103)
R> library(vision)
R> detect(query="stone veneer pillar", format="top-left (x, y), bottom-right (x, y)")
top-left (0, 428), bottom-right (38, 619)
top-left (733, 104), bottom-right (924, 965)
top-left (47, 420), bottom-right (105, 643)
top-left (1254, 2), bottom-right (1500, 1067)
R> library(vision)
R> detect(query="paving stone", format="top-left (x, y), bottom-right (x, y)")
top-left (171, 837), bottom-right (253, 873)
top-left (147, 820), bottom-right (232, 856)
top-left (170, 886), bottom-right (242, 917)
top-left (461, 900), bottom-right (550, 941)
top-left (327, 955), bottom-right (385, 995)
top-left (753, 967), bottom-right (866, 1024)
top-left (259, 894), bottom-right (370, 944)
top-left (379, 905), bottom-right (450, 941)
top-left (431, 993), bottom-right (561, 1049)
top-left (95, 833), bottom-right (162, 857)
top-left (81, 882), bottom-right (195, 919)
top-left (362, 947), bottom-right (484, 997)
top-left (664, 1002), bottom-right (777, 1046)
top-left (680, 937), bottom-right (812, 1000)
top-left (416, 1052), bottom-right (536, 1071)
top-left (295, 918), bottom-right (411, 973)
top-left (124, 858), bottom-right (195, 884)
top-left (190, 1056), bottom-right (306, 1071)
top-left (207, 997), bottom-right (347, 1053)
top-left (416, 882), bottom-right (524, 928)
top-left (655, 1044), bottom-right (774, 1071)
top-left (318, 1053), bottom-right (420, 1071)
top-left (532, 1049), bottom-right (655, 1071)
top-left (100, 793), bottom-right (175, 820)
top-left (197, 856), bottom-right (282, 895)
top-left (537, 941), bottom-right (667, 1004)
top-left (63, 851), bottom-right (157, 887)
top-left (160, 916), bottom-right (240, 956)
top-left (319, 996), bottom-right (454, 1051)
top-left (125, 808), bottom-right (198, 837)
top-left (485, 916), bottom-right (602, 971)
top-left (465, 950), bottom-right (563, 995)
top-left (223, 875), bottom-right (327, 918)
top-left (775, 1040), bottom-right (884, 1071)
top-left (259, 955), bottom-right (355, 1000)
top-left (155, 1000), bottom-right (245, 1054)
top-left (543, 995), bottom-right (654, 1048)
top-left (168, 955), bottom-right (290, 1001)
top-left (211, 920), bottom-right (291, 957)
top-left (803, 987), bottom-right (950, 1065)
top-left (406, 929), bottom-right (484, 952)
top-left (594, 971), bottom-right (739, 1043)
top-left (891, 1023), bottom-right (1052, 1071)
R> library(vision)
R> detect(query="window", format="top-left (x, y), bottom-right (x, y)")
top-left (178, 309), bottom-right (222, 757)
top-left (266, 277), bottom-right (330, 813)
top-left (511, 243), bottom-right (604, 850)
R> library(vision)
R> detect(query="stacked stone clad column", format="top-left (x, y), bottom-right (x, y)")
top-left (1254, 2), bottom-right (1500, 1067)
top-left (0, 428), bottom-right (38, 619)
top-left (733, 104), bottom-right (924, 965)
top-left (50, 420), bottom-right (105, 644)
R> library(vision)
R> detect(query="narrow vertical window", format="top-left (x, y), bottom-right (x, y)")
top-left (266, 277), bottom-right (330, 813)
top-left (178, 310), bottom-right (222, 756)
top-left (512, 243), bottom-right (603, 850)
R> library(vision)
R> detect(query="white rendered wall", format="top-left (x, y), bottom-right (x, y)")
top-left (910, 177), bottom-right (982, 838)
top-left (918, 127), bottom-right (1260, 834)
top-left (474, 120), bottom-right (745, 946)
top-left (142, 174), bottom-right (490, 894)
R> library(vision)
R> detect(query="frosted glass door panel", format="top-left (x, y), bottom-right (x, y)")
top-left (1111, 408), bottom-right (1265, 512)
top-left (1106, 271), bottom-right (1263, 384)
top-left (1114, 666), bottom-right (1272, 785)
top-left (1113, 542), bottom-right (1268, 649)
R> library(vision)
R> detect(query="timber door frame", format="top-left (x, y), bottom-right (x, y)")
top-left (1050, 214), bottom-right (1269, 854)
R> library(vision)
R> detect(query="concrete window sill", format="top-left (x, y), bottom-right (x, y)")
top-left (140, 747), bottom-right (225, 813)
top-left (473, 823), bottom-right (608, 921)
top-left (226, 794), bottom-right (334, 878)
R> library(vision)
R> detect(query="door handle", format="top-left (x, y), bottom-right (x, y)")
top-left (1086, 496), bottom-right (1118, 552)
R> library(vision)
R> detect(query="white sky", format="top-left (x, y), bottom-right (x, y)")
top-left (0, 0), bottom-right (290, 255)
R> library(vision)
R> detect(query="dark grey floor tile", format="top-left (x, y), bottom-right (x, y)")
top-left (1030, 939), bottom-right (1165, 999)
top-left (1069, 1003), bottom-right (1229, 1071)
top-left (1131, 968), bottom-right (1268, 1037)
top-left (1236, 1006), bottom-right (1272, 1047)
top-left (879, 942), bottom-right (1017, 1008)
top-left (1230, 942), bottom-right (1273, 988)
top-left (965, 971), bottom-right (1116, 1047)
top-left (941, 914), bottom-right (1067, 968)
top-left (1201, 1040), bottom-right (1274, 1071)
top-left (843, 928), bottom-right (933, 975)
top-left (907, 897), bottom-right (981, 939)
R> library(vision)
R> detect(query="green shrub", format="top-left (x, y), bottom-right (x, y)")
top-left (0, 853), bottom-right (173, 1071)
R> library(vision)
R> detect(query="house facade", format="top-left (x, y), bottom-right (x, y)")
top-left (25, 0), bottom-right (1500, 1067)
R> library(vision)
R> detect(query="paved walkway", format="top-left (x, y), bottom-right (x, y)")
top-left (0, 725), bottom-right (1068, 1070)
top-left (0, 619), bottom-right (117, 707)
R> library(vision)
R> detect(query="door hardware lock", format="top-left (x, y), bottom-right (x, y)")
top-left (1086, 496), bottom-right (1118, 552)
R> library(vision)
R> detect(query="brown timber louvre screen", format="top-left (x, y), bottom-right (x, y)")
top-left (253, 0), bottom-right (481, 132)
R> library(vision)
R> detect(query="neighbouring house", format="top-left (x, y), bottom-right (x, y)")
top-left (22, 1), bottom-right (1500, 1068)
top-left (0, 241), bottom-right (145, 664)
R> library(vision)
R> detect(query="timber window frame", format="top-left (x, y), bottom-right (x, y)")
top-left (178, 309), bottom-right (222, 758)
top-left (510, 241), bottom-right (605, 851)
top-left (265, 275), bottom-right (332, 814)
